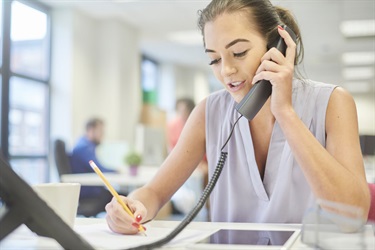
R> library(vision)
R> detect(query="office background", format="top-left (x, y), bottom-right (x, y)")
top-left (0, 0), bottom-right (374, 185)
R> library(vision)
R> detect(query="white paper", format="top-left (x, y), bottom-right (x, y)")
top-left (74, 222), bottom-right (214, 250)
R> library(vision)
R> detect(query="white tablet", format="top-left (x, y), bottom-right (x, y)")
top-left (187, 229), bottom-right (300, 250)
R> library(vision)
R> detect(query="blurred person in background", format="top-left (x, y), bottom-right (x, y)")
top-left (167, 98), bottom-right (209, 217)
top-left (167, 98), bottom-right (196, 151)
top-left (70, 118), bottom-right (115, 216)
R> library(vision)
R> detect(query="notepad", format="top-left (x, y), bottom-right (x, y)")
top-left (74, 222), bottom-right (213, 249)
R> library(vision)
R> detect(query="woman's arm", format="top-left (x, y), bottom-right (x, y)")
top-left (253, 27), bottom-right (370, 219)
top-left (105, 99), bottom-right (207, 234)
top-left (276, 87), bottom-right (370, 219)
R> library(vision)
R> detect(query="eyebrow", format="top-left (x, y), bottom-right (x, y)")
top-left (205, 38), bottom-right (251, 53)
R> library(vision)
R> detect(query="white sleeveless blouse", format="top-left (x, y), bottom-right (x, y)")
top-left (205, 79), bottom-right (337, 223)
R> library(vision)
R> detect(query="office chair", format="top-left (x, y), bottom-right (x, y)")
top-left (53, 139), bottom-right (107, 217)
top-left (54, 139), bottom-right (72, 176)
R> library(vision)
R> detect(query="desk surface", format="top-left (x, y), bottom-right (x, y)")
top-left (60, 166), bottom-right (159, 187)
top-left (1, 218), bottom-right (374, 250)
top-left (60, 167), bottom-right (204, 193)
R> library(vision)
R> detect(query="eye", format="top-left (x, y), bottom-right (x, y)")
top-left (208, 58), bottom-right (221, 65)
top-left (233, 50), bottom-right (249, 58)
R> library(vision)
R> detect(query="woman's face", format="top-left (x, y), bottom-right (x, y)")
top-left (204, 12), bottom-right (267, 103)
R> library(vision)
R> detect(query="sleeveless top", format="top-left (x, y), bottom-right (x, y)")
top-left (205, 79), bottom-right (337, 223)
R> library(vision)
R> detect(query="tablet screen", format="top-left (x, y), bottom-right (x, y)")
top-left (198, 229), bottom-right (296, 246)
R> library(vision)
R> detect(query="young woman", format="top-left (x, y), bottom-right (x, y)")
top-left (105, 0), bottom-right (370, 234)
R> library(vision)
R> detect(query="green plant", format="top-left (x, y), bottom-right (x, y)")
top-left (124, 151), bottom-right (142, 166)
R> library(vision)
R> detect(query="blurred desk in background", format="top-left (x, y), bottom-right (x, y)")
top-left (61, 166), bottom-right (204, 196)
top-left (364, 156), bottom-right (375, 183)
top-left (60, 166), bottom-right (159, 191)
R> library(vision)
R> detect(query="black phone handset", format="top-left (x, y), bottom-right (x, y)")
top-left (235, 25), bottom-right (297, 120)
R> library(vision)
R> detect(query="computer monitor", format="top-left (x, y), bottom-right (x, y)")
top-left (0, 156), bottom-right (95, 250)
top-left (360, 135), bottom-right (375, 156)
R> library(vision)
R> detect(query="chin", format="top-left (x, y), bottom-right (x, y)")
top-left (235, 97), bottom-right (244, 104)
top-left (230, 94), bottom-right (244, 104)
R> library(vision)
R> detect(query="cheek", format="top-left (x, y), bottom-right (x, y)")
top-left (212, 66), bottom-right (225, 85)
top-left (244, 56), bottom-right (262, 75)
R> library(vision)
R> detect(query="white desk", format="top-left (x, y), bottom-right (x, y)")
top-left (1, 218), bottom-right (374, 249)
top-left (61, 167), bottom-right (204, 196)
top-left (61, 166), bottom-right (159, 188)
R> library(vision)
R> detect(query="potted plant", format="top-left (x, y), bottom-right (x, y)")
top-left (124, 151), bottom-right (142, 176)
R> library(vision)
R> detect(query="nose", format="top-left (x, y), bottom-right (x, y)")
top-left (221, 58), bottom-right (237, 77)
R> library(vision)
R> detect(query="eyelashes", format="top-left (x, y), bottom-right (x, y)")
top-left (209, 58), bottom-right (221, 65)
top-left (234, 50), bottom-right (249, 58)
top-left (208, 49), bottom-right (249, 65)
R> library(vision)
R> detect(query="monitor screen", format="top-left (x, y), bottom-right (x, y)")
top-left (360, 135), bottom-right (375, 156)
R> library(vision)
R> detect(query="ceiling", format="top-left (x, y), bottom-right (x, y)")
top-left (42, 0), bottom-right (375, 93)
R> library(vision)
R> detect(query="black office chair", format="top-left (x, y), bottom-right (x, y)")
top-left (53, 139), bottom-right (109, 217)
top-left (54, 139), bottom-right (72, 176)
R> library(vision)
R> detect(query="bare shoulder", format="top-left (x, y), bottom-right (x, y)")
top-left (326, 86), bottom-right (358, 133)
top-left (177, 97), bottom-right (207, 144)
top-left (329, 86), bottom-right (355, 106)
top-left (187, 98), bottom-right (207, 125)
top-left (193, 98), bottom-right (207, 115)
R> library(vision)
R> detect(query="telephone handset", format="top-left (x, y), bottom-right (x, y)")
top-left (235, 25), bottom-right (297, 120)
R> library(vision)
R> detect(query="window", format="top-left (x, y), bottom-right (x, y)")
top-left (9, 77), bottom-right (48, 156)
top-left (10, 1), bottom-right (49, 80)
top-left (141, 56), bottom-right (159, 104)
top-left (1, 1), bottom-right (50, 184)
top-left (0, 2), bottom-right (3, 68)
top-left (0, 2), bottom-right (3, 146)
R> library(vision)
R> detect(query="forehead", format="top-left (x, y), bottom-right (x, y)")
top-left (204, 12), bottom-right (261, 48)
top-left (93, 123), bottom-right (104, 130)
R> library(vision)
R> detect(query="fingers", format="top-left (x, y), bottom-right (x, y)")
top-left (105, 196), bottom-right (147, 234)
top-left (252, 26), bottom-right (296, 85)
top-left (260, 47), bottom-right (286, 65)
top-left (259, 25), bottom-right (296, 65)
top-left (255, 59), bottom-right (282, 75)
top-left (277, 25), bottom-right (297, 64)
top-left (106, 211), bottom-right (139, 234)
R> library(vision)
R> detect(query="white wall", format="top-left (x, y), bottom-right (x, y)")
top-left (51, 9), bottom-right (141, 148)
top-left (157, 64), bottom-right (210, 120)
top-left (50, 8), bottom-right (74, 147)
top-left (354, 94), bottom-right (375, 135)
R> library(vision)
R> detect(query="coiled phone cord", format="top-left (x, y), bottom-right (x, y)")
top-left (126, 114), bottom-right (243, 250)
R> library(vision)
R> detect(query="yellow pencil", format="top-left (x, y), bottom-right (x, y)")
top-left (89, 160), bottom-right (147, 236)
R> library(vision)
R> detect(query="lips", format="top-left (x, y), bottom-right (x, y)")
top-left (227, 80), bottom-right (245, 92)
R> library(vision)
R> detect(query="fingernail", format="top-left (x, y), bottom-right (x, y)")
top-left (278, 25), bottom-right (284, 30)
top-left (132, 222), bottom-right (140, 229)
top-left (135, 214), bottom-right (142, 222)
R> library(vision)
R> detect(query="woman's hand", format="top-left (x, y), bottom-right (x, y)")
top-left (251, 25), bottom-right (296, 120)
top-left (105, 196), bottom-right (147, 234)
